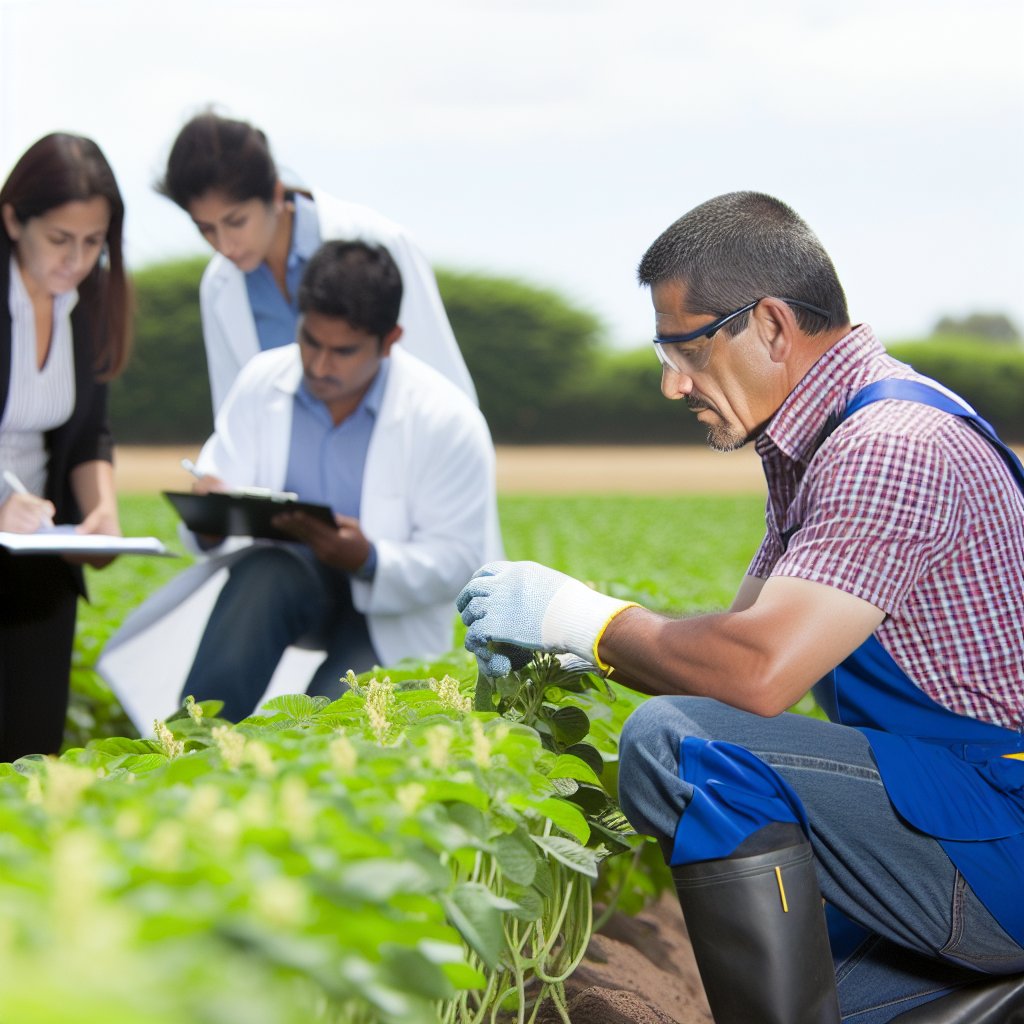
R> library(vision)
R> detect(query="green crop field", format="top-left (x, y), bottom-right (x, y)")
top-left (74, 493), bottom-right (767, 710)
top-left (72, 492), bottom-right (767, 741)
top-left (9, 491), bottom-right (776, 1023)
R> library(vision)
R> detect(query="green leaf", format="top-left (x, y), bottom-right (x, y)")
top-left (118, 753), bottom-right (169, 774)
top-left (530, 834), bottom-right (600, 878)
top-left (496, 674), bottom-right (523, 701)
top-left (259, 693), bottom-right (327, 721)
top-left (502, 884), bottom-right (544, 921)
top-left (422, 779), bottom-right (490, 810)
top-left (440, 960), bottom-right (489, 990)
top-left (473, 674), bottom-right (497, 712)
top-left (530, 798), bottom-right (590, 844)
top-left (565, 783), bottom-right (613, 816)
top-left (531, 857), bottom-right (554, 898)
top-left (548, 706), bottom-right (590, 746)
top-left (89, 737), bottom-right (160, 756)
top-left (378, 945), bottom-right (453, 1000)
top-left (336, 859), bottom-right (440, 901)
top-left (492, 830), bottom-right (538, 885)
top-left (565, 742), bottom-right (605, 778)
top-left (548, 753), bottom-right (601, 786)
top-left (445, 802), bottom-right (488, 839)
top-left (419, 939), bottom-right (488, 990)
top-left (442, 883), bottom-right (507, 969)
top-left (550, 777), bottom-right (579, 796)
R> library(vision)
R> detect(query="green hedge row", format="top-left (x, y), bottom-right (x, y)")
top-left (112, 258), bottom-right (1024, 444)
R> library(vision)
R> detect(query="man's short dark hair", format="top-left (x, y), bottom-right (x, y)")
top-left (298, 240), bottom-right (403, 338)
top-left (637, 192), bottom-right (849, 336)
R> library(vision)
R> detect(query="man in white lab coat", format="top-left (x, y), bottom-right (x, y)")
top-left (102, 240), bottom-right (500, 725)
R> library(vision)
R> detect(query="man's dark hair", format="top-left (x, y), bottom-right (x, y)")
top-left (298, 240), bottom-right (403, 338)
top-left (637, 192), bottom-right (849, 336)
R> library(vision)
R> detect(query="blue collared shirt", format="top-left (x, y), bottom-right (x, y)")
top-left (244, 192), bottom-right (321, 351)
top-left (283, 360), bottom-right (391, 578)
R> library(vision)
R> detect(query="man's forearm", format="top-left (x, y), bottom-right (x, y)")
top-left (599, 605), bottom-right (812, 716)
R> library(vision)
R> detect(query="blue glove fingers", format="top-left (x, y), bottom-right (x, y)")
top-left (455, 563), bottom-right (507, 613)
top-left (473, 646), bottom-right (530, 679)
top-left (485, 651), bottom-right (512, 678)
top-left (464, 623), bottom-right (532, 678)
top-left (458, 594), bottom-right (490, 627)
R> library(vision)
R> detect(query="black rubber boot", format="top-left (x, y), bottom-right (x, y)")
top-left (672, 837), bottom-right (841, 1024)
top-left (889, 971), bottom-right (1024, 1022)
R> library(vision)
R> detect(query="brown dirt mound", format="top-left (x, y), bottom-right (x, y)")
top-left (537, 892), bottom-right (712, 1024)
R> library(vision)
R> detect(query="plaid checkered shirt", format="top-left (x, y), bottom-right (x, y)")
top-left (749, 325), bottom-right (1024, 730)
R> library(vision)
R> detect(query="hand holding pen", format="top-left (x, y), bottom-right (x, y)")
top-left (1, 470), bottom-right (56, 533)
top-left (180, 458), bottom-right (298, 501)
top-left (180, 458), bottom-right (228, 496)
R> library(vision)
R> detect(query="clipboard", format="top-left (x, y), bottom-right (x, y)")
top-left (0, 530), bottom-right (173, 557)
top-left (163, 490), bottom-right (336, 541)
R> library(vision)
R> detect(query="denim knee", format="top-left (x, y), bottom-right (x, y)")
top-left (619, 695), bottom-right (718, 769)
top-left (618, 696), bottom-right (696, 853)
top-left (227, 546), bottom-right (317, 596)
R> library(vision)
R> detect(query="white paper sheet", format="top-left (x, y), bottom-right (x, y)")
top-left (0, 530), bottom-right (173, 557)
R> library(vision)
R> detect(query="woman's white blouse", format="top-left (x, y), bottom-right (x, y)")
top-left (0, 256), bottom-right (76, 502)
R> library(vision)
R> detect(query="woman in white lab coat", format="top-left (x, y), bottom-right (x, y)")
top-left (156, 110), bottom-right (475, 412)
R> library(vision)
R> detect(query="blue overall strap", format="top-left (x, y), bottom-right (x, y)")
top-left (840, 378), bottom-right (1024, 490)
top-left (830, 376), bottom-right (1024, 944)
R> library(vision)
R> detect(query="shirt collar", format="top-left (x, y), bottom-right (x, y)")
top-left (287, 192), bottom-right (321, 271)
top-left (9, 255), bottom-right (78, 317)
top-left (756, 324), bottom-right (887, 465)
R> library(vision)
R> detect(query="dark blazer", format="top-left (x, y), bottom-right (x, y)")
top-left (0, 252), bottom-right (114, 592)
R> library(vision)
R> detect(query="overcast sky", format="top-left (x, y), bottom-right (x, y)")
top-left (1, 0), bottom-right (1021, 347)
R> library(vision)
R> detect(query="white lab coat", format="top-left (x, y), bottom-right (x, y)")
top-left (199, 187), bottom-right (476, 412)
top-left (99, 345), bottom-right (501, 734)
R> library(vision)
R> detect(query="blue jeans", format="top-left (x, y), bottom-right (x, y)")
top-left (618, 697), bottom-right (1024, 1022)
top-left (181, 546), bottom-right (378, 721)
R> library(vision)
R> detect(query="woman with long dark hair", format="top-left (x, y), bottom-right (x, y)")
top-left (158, 110), bottom-right (475, 413)
top-left (0, 132), bottom-right (132, 760)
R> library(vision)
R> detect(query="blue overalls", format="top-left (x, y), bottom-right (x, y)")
top-left (670, 378), bottom-right (1024, 946)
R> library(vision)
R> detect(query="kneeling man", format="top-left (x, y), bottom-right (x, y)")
top-left (178, 239), bottom-right (500, 719)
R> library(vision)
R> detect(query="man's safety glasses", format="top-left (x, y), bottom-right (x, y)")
top-left (653, 297), bottom-right (830, 374)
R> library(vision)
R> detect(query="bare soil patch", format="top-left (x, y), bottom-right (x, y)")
top-left (537, 892), bottom-right (713, 1024)
top-left (114, 445), bottom-right (765, 496)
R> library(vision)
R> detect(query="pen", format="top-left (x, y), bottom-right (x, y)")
top-left (2, 470), bottom-right (54, 527)
top-left (179, 460), bottom-right (298, 502)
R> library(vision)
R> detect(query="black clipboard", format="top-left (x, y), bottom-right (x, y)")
top-left (163, 490), bottom-right (335, 541)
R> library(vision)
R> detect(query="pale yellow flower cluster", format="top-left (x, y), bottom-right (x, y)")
top-left (25, 759), bottom-right (97, 816)
top-left (329, 733), bottom-right (358, 774)
top-left (279, 776), bottom-right (315, 841)
top-left (153, 719), bottom-right (185, 760)
top-left (253, 876), bottom-right (308, 929)
top-left (184, 694), bottom-right (204, 723)
top-left (212, 725), bottom-right (245, 769)
top-left (396, 782), bottom-right (426, 815)
top-left (363, 677), bottom-right (396, 743)
top-left (425, 724), bottom-right (453, 771)
top-left (429, 675), bottom-right (472, 713)
top-left (470, 718), bottom-right (492, 768)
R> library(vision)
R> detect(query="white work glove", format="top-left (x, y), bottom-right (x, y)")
top-left (456, 560), bottom-right (636, 678)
